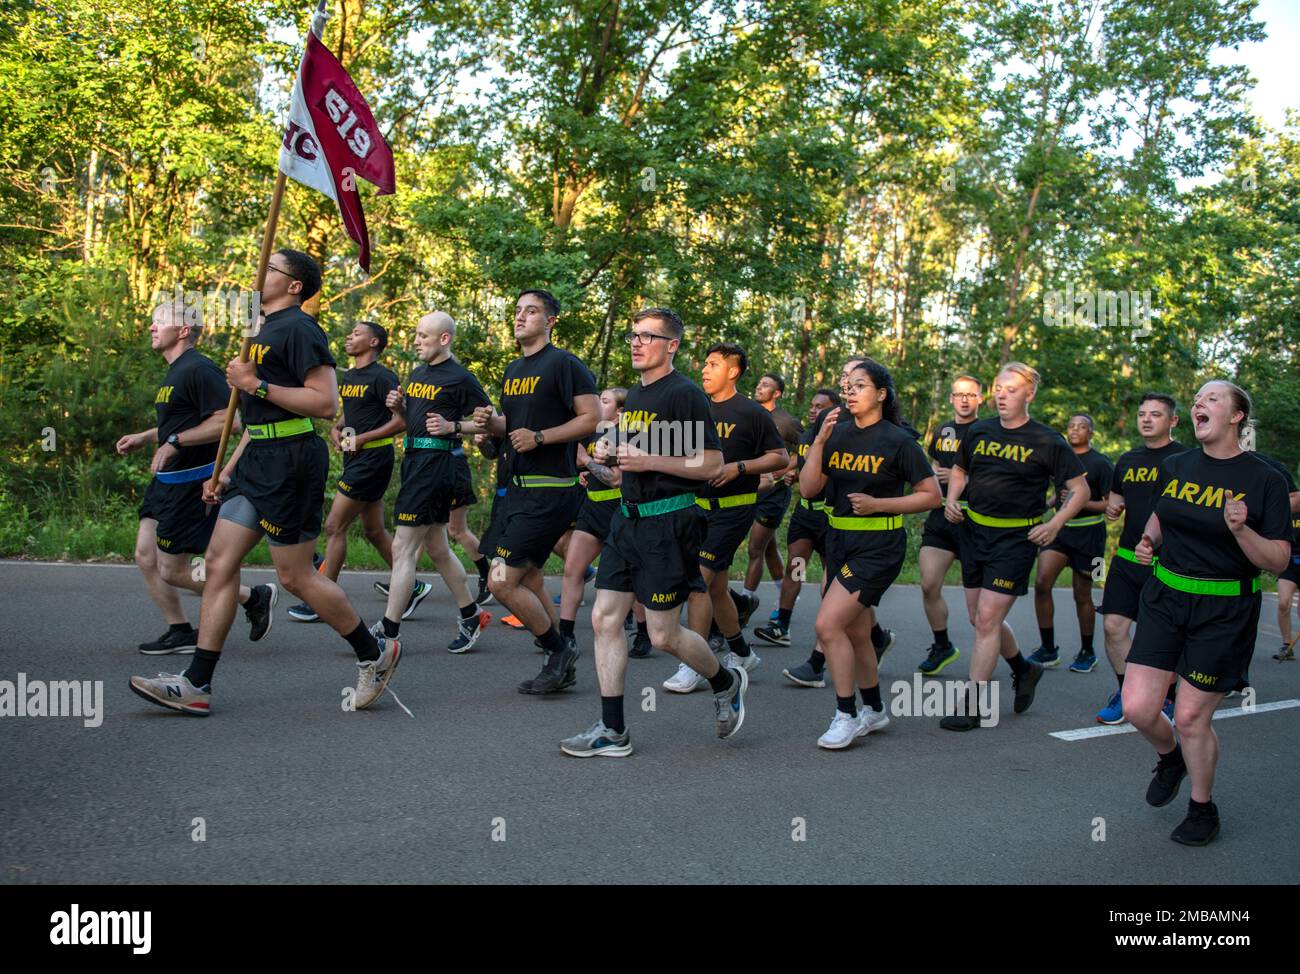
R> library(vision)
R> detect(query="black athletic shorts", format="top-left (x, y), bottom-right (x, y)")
top-left (698, 502), bottom-right (755, 572)
top-left (574, 492), bottom-right (618, 543)
top-left (920, 507), bottom-right (963, 555)
top-left (494, 484), bottom-right (584, 569)
top-left (826, 530), bottom-right (907, 607)
top-left (226, 434), bottom-right (328, 545)
top-left (1128, 578), bottom-right (1262, 693)
top-left (596, 504), bottom-right (708, 609)
top-left (394, 450), bottom-right (471, 526)
top-left (753, 484), bottom-right (792, 529)
top-left (1280, 556), bottom-right (1300, 586)
top-left (1099, 555), bottom-right (1151, 620)
top-left (449, 454), bottom-right (477, 510)
top-left (960, 522), bottom-right (1037, 597)
top-left (337, 446), bottom-right (394, 503)
top-left (786, 501), bottom-right (828, 555)
top-left (479, 487), bottom-right (508, 558)
top-left (139, 478), bottom-right (218, 555)
top-left (1043, 522), bottom-right (1106, 576)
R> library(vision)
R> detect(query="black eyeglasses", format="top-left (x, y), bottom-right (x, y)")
top-left (623, 331), bottom-right (674, 346)
top-left (266, 264), bottom-right (298, 282)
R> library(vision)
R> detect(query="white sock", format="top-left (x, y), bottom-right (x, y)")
top-left (741, 588), bottom-right (755, 599)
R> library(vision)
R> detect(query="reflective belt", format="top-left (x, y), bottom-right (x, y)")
top-left (1115, 546), bottom-right (1158, 566)
top-left (513, 474), bottom-right (579, 488)
top-left (696, 492), bottom-right (757, 510)
top-left (1154, 563), bottom-right (1260, 597)
top-left (587, 487), bottom-right (621, 503)
top-left (827, 514), bottom-right (904, 531)
top-left (798, 497), bottom-right (827, 511)
top-left (967, 508), bottom-right (1043, 529)
top-left (621, 493), bottom-right (697, 519)
top-left (362, 436), bottom-right (394, 450)
top-left (1065, 514), bottom-right (1105, 527)
top-left (405, 436), bottom-right (453, 451)
top-left (155, 462), bottom-right (215, 485)
top-left (247, 417), bottom-right (314, 440)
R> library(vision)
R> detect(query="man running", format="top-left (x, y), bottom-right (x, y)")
top-left (663, 342), bottom-right (788, 693)
top-left (1029, 413), bottom-right (1114, 673)
top-left (939, 362), bottom-right (1089, 731)
top-left (916, 375), bottom-right (983, 676)
top-left (119, 298), bottom-right (274, 655)
top-left (734, 372), bottom-right (803, 624)
top-left (375, 311), bottom-right (492, 653)
top-left (1096, 393), bottom-right (1187, 723)
top-left (286, 320), bottom-right (418, 623)
top-left (474, 289), bottom-right (600, 695)
top-left (130, 248), bottom-right (399, 715)
top-left (559, 308), bottom-right (746, 756)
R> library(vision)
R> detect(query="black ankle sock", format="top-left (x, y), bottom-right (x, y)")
top-left (1007, 652), bottom-right (1030, 676)
top-left (777, 607), bottom-right (792, 629)
top-left (1081, 631), bottom-right (1094, 653)
top-left (871, 623), bottom-right (887, 648)
top-left (559, 618), bottom-right (575, 640)
top-left (184, 649), bottom-right (220, 688)
top-left (474, 556), bottom-right (489, 580)
top-left (1117, 672), bottom-right (1125, 689)
top-left (726, 633), bottom-right (749, 657)
top-left (1189, 797), bottom-right (1214, 811)
top-left (459, 602), bottom-right (479, 621)
top-left (859, 683), bottom-right (882, 712)
top-left (1159, 743), bottom-right (1184, 765)
top-left (1039, 627), bottom-right (1054, 651)
top-left (809, 649), bottom-right (826, 670)
top-left (346, 621), bottom-right (381, 662)
top-left (601, 695), bottom-right (625, 734)
top-left (636, 621), bottom-right (648, 637)
top-left (540, 626), bottom-right (565, 654)
top-left (707, 666), bottom-right (734, 694)
top-left (933, 628), bottom-right (949, 648)
top-left (169, 622), bottom-right (195, 633)
top-left (382, 616), bottom-right (400, 639)
top-left (836, 695), bottom-right (858, 717)
top-left (709, 621), bottom-right (722, 639)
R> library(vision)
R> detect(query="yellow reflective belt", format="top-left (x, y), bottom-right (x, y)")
top-left (696, 492), bottom-right (758, 510)
top-left (827, 514), bottom-right (904, 531)
top-left (966, 509), bottom-right (1042, 529)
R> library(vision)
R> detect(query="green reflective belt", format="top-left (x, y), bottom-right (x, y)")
top-left (587, 487), bottom-right (621, 502)
top-left (514, 475), bottom-right (579, 488)
top-left (247, 417), bottom-right (314, 440)
top-left (404, 436), bottom-right (453, 451)
top-left (1065, 514), bottom-right (1105, 527)
top-left (827, 514), bottom-right (904, 531)
top-left (696, 492), bottom-right (757, 511)
top-left (798, 497), bottom-right (826, 511)
top-left (967, 508), bottom-right (1043, 529)
top-left (1116, 546), bottom-right (1138, 564)
top-left (362, 437), bottom-right (393, 450)
top-left (1154, 563), bottom-right (1260, 597)
top-left (621, 493), bottom-right (697, 519)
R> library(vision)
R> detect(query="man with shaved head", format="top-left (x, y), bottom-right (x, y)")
top-left (377, 311), bottom-right (494, 652)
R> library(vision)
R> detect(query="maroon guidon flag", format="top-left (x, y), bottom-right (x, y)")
top-left (278, 2), bottom-right (395, 271)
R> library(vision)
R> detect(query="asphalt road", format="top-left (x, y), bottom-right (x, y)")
top-left (2, 560), bottom-right (1297, 884)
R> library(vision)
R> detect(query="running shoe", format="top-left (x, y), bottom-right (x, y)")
top-left (817, 710), bottom-right (862, 749)
top-left (137, 628), bottom-right (198, 656)
top-left (782, 661), bottom-right (825, 688)
top-left (1273, 643), bottom-right (1295, 661)
top-left (624, 610), bottom-right (636, 632)
top-left (128, 671), bottom-right (211, 716)
top-left (373, 580), bottom-right (390, 598)
top-left (1012, 662), bottom-right (1044, 714)
top-left (448, 610), bottom-right (491, 654)
top-left (628, 631), bottom-right (653, 658)
top-left (312, 552), bottom-right (324, 571)
top-left (244, 583), bottom-right (277, 642)
top-left (1027, 645), bottom-right (1060, 667)
top-left (1170, 800), bottom-right (1220, 846)
top-left (939, 713), bottom-right (981, 731)
top-left (1162, 697), bottom-right (1175, 724)
top-left (582, 565), bottom-right (596, 583)
top-left (401, 580), bottom-right (434, 620)
top-left (552, 592), bottom-right (587, 608)
top-left (874, 628), bottom-right (897, 663)
top-left (736, 593), bottom-right (759, 628)
top-left (475, 577), bottom-right (493, 606)
top-left (501, 614), bottom-right (526, 630)
top-left (519, 637), bottom-right (579, 694)
top-left (1097, 689), bottom-right (1125, 725)
top-left (753, 624), bottom-right (791, 647)
top-left (560, 720), bottom-right (632, 758)
top-left (713, 665), bottom-right (748, 739)
top-left (1146, 748), bottom-right (1187, 807)
top-left (768, 609), bottom-right (780, 624)
top-left (287, 602), bottom-right (319, 623)
top-left (1068, 649), bottom-right (1098, 673)
top-left (724, 649), bottom-right (761, 674)
top-left (664, 660), bottom-right (708, 693)
top-left (707, 633), bottom-right (727, 654)
top-left (353, 638), bottom-right (401, 710)
top-left (917, 642), bottom-right (959, 675)
top-left (859, 707), bottom-right (890, 736)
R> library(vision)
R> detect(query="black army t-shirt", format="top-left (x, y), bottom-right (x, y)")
top-left (614, 369), bottom-right (721, 505)
top-left (154, 348), bottom-right (229, 470)
top-left (927, 418), bottom-right (978, 499)
top-left (1112, 441), bottom-right (1190, 549)
top-left (402, 358), bottom-right (491, 437)
top-left (338, 361), bottom-right (399, 437)
top-left (701, 393), bottom-right (785, 499)
top-left (240, 306), bottom-right (336, 427)
top-left (954, 418), bottom-right (1085, 519)
top-left (820, 419), bottom-right (934, 518)
top-left (499, 343), bottom-right (598, 478)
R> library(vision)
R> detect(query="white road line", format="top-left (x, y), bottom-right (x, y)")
top-left (1050, 699), bottom-right (1300, 741)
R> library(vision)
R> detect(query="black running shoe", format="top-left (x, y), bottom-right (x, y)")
top-left (939, 714), bottom-right (981, 732)
top-left (1146, 748), bottom-right (1187, 807)
top-left (1012, 661), bottom-right (1043, 714)
top-left (244, 584), bottom-right (278, 642)
top-left (624, 610), bottom-right (636, 632)
top-left (373, 580), bottom-right (390, 598)
top-left (628, 631), bottom-right (653, 658)
top-left (519, 638), bottom-right (578, 694)
top-left (401, 580), bottom-right (433, 621)
top-left (312, 552), bottom-right (324, 571)
top-left (287, 602), bottom-right (319, 623)
top-left (475, 576), bottom-right (492, 606)
top-left (918, 641), bottom-right (959, 675)
top-left (737, 593), bottom-right (759, 628)
top-left (1170, 800), bottom-right (1220, 846)
top-left (138, 628), bottom-right (198, 655)
top-left (875, 629), bottom-right (896, 662)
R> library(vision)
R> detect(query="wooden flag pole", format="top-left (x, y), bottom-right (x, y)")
top-left (206, 170), bottom-right (288, 498)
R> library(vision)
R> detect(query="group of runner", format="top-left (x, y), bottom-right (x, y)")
top-left (121, 249), bottom-right (1300, 847)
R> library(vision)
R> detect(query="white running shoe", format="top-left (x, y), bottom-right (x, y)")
top-left (817, 710), bottom-right (863, 750)
top-left (724, 650), bottom-right (761, 674)
top-left (858, 707), bottom-right (890, 736)
top-left (354, 638), bottom-right (401, 710)
top-left (663, 660), bottom-right (708, 693)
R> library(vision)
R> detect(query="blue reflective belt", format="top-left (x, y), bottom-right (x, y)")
top-left (155, 463), bottom-right (215, 485)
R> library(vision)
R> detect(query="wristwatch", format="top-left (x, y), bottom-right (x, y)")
top-left (534, 431), bottom-right (545, 446)
top-left (737, 461), bottom-right (747, 475)
top-left (453, 420), bottom-right (461, 434)
top-left (254, 380), bottom-right (269, 399)
top-left (167, 433), bottom-right (181, 448)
